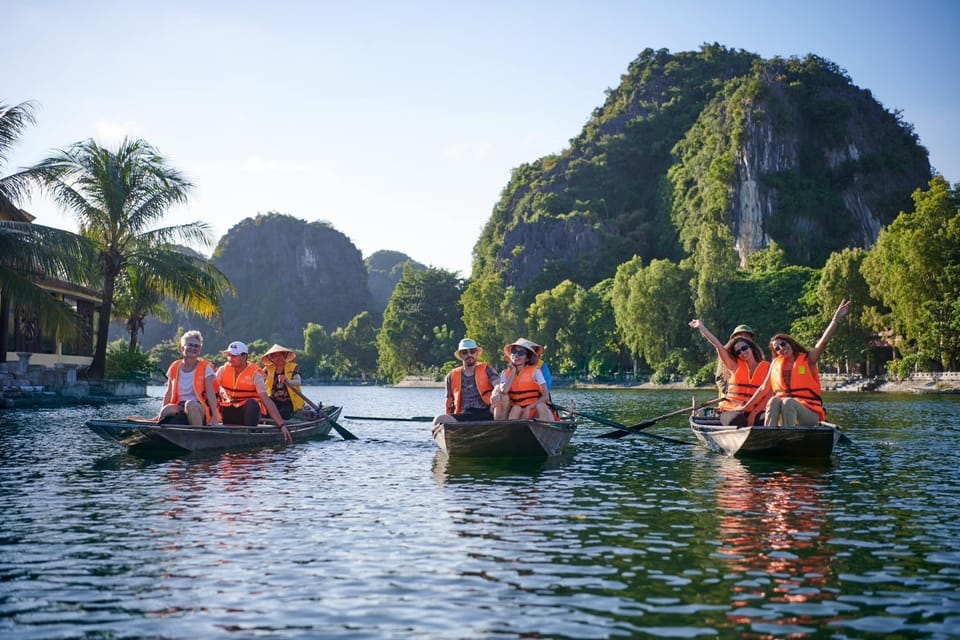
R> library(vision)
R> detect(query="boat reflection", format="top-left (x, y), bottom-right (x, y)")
top-left (712, 456), bottom-right (840, 626)
top-left (432, 449), bottom-right (575, 485)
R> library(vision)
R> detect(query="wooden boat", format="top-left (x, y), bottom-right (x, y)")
top-left (433, 417), bottom-right (577, 458)
top-left (689, 410), bottom-right (842, 459)
top-left (86, 405), bottom-right (342, 455)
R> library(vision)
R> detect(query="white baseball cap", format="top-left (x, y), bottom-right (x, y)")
top-left (222, 341), bottom-right (248, 356)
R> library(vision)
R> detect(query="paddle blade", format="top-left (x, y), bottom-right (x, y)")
top-left (330, 419), bottom-right (358, 440)
top-left (597, 419), bottom-right (657, 439)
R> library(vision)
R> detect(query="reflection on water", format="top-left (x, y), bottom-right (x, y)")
top-left (1, 387), bottom-right (958, 638)
top-left (711, 457), bottom-right (839, 632)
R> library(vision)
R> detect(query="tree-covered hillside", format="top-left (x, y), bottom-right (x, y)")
top-left (472, 45), bottom-right (931, 301)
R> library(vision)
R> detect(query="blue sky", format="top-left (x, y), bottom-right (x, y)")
top-left (5, 0), bottom-right (958, 276)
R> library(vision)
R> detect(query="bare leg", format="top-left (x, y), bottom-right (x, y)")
top-left (491, 392), bottom-right (510, 421)
top-left (184, 400), bottom-right (205, 426)
top-left (157, 403), bottom-right (182, 422)
top-left (534, 403), bottom-right (555, 421)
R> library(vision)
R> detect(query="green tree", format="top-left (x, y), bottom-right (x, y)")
top-left (330, 311), bottom-right (379, 378)
top-left (813, 247), bottom-right (873, 371)
top-left (745, 240), bottom-right (787, 274)
top-left (527, 280), bottom-right (586, 375)
top-left (112, 245), bottom-right (234, 352)
top-left (581, 278), bottom-right (624, 378)
top-left (378, 265), bottom-right (464, 383)
top-left (15, 138), bottom-right (211, 378)
top-left (1, 100), bottom-right (94, 362)
top-left (612, 257), bottom-right (695, 372)
top-left (862, 177), bottom-right (960, 369)
top-left (304, 322), bottom-right (333, 378)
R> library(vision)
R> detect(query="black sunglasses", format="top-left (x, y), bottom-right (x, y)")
top-left (735, 344), bottom-right (751, 354)
top-left (510, 348), bottom-right (529, 356)
top-left (773, 340), bottom-right (790, 352)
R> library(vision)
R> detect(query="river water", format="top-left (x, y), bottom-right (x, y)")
top-left (1, 386), bottom-right (958, 639)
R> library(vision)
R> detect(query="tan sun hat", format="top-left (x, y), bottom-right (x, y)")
top-left (454, 338), bottom-right (483, 359)
top-left (259, 344), bottom-right (297, 365)
top-left (729, 324), bottom-right (756, 340)
top-left (503, 338), bottom-right (539, 358)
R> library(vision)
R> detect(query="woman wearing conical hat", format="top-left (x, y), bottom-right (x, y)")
top-left (259, 344), bottom-right (303, 419)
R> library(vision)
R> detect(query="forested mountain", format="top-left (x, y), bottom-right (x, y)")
top-left (366, 250), bottom-right (427, 313)
top-left (473, 44), bottom-right (931, 297)
top-left (130, 214), bottom-right (375, 350)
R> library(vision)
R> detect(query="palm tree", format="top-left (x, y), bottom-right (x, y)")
top-left (1, 100), bottom-right (95, 364)
top-left (12, 137), bottom-right (215, 378)
top-left (114, 243), bottom-right (235, 351)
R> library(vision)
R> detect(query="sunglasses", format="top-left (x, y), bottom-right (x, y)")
top-left (510, 348), bottom-right (529, 356)
top-left (459, 348), bottom-right (478, 355)
top-left (773, 341), bottom-right (790, 353)
top-left (184, 343), bottom-right (201, 349)
top-left (735, 344), bottom-right (751, 354)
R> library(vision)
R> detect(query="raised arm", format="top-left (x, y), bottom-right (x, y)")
top-left (809, 299), bottom-right (852, 368)
top-left (689, 319), bottom-right (738, 372)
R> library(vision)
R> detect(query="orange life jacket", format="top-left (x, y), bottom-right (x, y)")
top-left (217, 363), bottom-right (265, 413)
top-left (504, 366), bottom-right (542, 408)
top-left (720, 359), bottom-right (770, 412)
top-left (769, 353), bottom-right (825, 421)
top-left (448, 365), bottom-right (495, 413)
top-left (168, 358), bottom-right (218, 422)
top-left (263, 361), bottom-right (304, 411)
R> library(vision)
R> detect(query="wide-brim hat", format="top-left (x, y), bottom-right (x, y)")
top-left (259, 343), bottom-right (297, 365)
top-left (729, 324), bottom-right (756, 340)
top-left (454, 338), bottom-right (483, 359)
top-left (503, 338), bottom-right (540, 357)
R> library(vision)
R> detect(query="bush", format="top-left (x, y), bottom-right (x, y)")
top-left (104, 340), bottom-right (157, 381)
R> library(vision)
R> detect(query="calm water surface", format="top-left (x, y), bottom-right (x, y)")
top-left (1, 386), bottom-right (958, 638)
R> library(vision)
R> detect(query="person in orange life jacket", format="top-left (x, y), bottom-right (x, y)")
top-left (737, 299), bottom-right (852, 427)
top-left (156, 330), bottom-right (221, 426)
top-left (259, 344), bottom-right (303, 420)
top-left (715, 324), bottom-right (758, 397)
top-left (689, 319), bottom-right (770, 427)
top-left (491, 338), bottom-right (553, 421)
top-left (216, 341), bottom-right (292, 444)
top-left (525, 338), bottom-right (562, 420)
top-left (432, 338), bottom-right (501, 434)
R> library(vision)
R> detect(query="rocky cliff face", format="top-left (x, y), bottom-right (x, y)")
top-left (719, 60), bottom-right (930, 266)
top-left (210, 213), bottom-right (374, 348)
top-left (474, 46), bottom-right (931, 292)
top-left (129, 214), bottom-right (376, 350)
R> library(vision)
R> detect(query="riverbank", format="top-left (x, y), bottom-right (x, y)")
top-left (392, 374), bottom-right (960, 394)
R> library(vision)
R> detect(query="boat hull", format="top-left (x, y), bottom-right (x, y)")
top-left (434, 419), bottom-right (576, 457)
top-left (690, 414), bottom-right (841, 459)
top-left (86, 406), bottom-right (342, 455)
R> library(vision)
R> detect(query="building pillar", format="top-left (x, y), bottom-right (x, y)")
top-left (16, 352), bottom-right (32, 376)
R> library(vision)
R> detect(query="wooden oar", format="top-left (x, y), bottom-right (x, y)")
top-left (287, 385), bottom-right (358, 440)
top-left (593, 397), bottom-right (722, 439)
top-left (344, 415), bottom-right (434, 422)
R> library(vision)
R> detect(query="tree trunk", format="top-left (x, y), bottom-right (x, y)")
top-left (0, 288), bottom-right (9, 366)
top-left (88, 274), bottom-right (116, 379)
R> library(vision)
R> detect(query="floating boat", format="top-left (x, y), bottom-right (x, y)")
top-left (433, 417), bottom-right (577, 458)
top-left (86, 405), bottom-right (342, 455)
top-left (689, 410), bottom-right (842, 459)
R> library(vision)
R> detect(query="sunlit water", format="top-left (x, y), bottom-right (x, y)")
top-left (1, 386), bottom-right (958, 638)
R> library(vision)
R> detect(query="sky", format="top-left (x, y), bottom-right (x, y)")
top-left (5, 0), bottom-right (958, 277)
